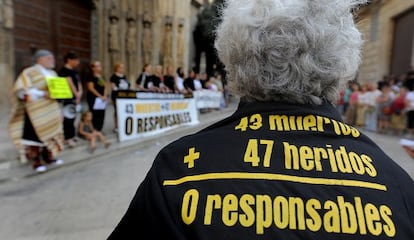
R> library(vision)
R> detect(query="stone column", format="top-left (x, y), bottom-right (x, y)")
top-left (0, 0), bottom-right (18, 162)
top-left (162, 16), bottom-right (174, 68)
top-left (0, 0), bottom-right (14, 117)
top-left (176, 18), bottom-right (185, 69)
top-left (125, 9), bottom-right (138, 80)
top-left (141, 0), bottom-right (153, 66)
top-left (108, 2), bottom-right (121, 69)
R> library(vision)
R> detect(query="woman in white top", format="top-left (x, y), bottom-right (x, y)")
top-left (175, 67), bottom-right (186, 94)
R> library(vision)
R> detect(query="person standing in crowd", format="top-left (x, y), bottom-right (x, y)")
top-left (86, 60), bottom-right (108, 132)
top-left (107, 1), bottom-right (414, 239)
top-left (151, 65), bottom-right (163, 92)
top-left (199, 72), bottom-right (209, 89)
top-left (376, 82), bottom-right (394, 134)
top-left (8, 50), bottom-right (64, 173)
top-left (184, 67), bottom-right (202, 93)
top-left (135, 63), bottom-right (153, 91)
top-left (355, 83), bottom-right (369, 127)
top-left (364, 81), bottom-right (381, 132)
top-left (163, 65), bottom-right (176, 93)
top-left (344, 81), bottom-right (360, 125)
top-left (404, 84), bottom-right (414, 138)
top-left (390, 86), bottom-right (408, 135)
top-left (78, 111), bottom-right (111, 153)
top-left (403, 69), bottom-right (414, 91)
top-left (110, 63), bottom-right (130, 133)
top-left (175, 67), bottom-right (187, 94)
top-left (205, 75), bottom-right (218, 91)
top-left (58, 51), bottom-right (83, 148)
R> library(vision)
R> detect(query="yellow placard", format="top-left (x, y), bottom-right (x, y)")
top-left (46, 77), bottom-right (73, 99)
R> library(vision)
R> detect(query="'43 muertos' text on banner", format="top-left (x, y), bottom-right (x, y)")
top-left (116, 98), bottom-right (199, 142)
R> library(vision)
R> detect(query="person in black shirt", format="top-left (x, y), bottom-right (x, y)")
top-left (58, 52), bottom-right (82, 148)
top-left (86, 61), bottom-right (108, 132)
top-left (184, 67), bottom-right (202, 93)
top-left (150, 65), bottom-right (163, 92)
top-left (135, 64), bottom-right (153, 91)
top-left (108, 1), bottom-right (414, 239)
top-left (163, 65), bottom-right (177, 93)
top-left (110, 63), bottom-right (130, 133)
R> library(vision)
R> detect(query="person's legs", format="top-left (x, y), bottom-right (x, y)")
top-left (88, 135), bottom-right (97, 153)
top-left (95, 131), bottom-right (111, 148)
top-left (63, 117), bottom-right (76, 146)
top-left (92, 110), bottom-right (106, 131)
top-left (113, 97), bottom-right (118, 132)
top-left (40, 146), bottom-right (63, 165)
top-left (25, 146), bottom-right (43, 170)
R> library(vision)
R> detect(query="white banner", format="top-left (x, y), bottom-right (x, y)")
top-left (116, 98), bottom-right (199, 142)
top-left (193, 90), bottom-right (223, 109)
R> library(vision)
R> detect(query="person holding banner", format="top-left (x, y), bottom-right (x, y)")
top-left (108, 0), bottom-right (414, 239)
top-left (58, 51), bottom-right (83, 148)
top-left (8, 49), bottom-right (64, 173)
top-left (86, 60), bottom-right (108, 132)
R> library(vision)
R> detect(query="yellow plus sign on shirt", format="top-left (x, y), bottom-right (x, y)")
top-left (184, 147), bottom-right (200, 169)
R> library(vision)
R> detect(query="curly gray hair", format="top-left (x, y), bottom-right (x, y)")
top-left (215, 0), bottom-right (367, 104)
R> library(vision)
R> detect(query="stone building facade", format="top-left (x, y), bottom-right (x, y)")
top-left (357, 0), bottom-right (414, 84)
top-left (0, 0), bottom-right (203, 116)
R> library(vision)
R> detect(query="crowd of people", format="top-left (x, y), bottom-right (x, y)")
top-left (337, 70), bottom-right (414, 137)
top-left (8, 49), bottom-right (229, 172)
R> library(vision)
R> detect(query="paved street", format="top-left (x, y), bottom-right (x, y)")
top-left (0, 100), bottom-right (241, 240)
top-left (1, 110), bottom-right (414, 240)
top-left (0, 117), bottom-right (213, 240)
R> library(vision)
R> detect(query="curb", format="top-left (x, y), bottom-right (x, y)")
top-left (0, 106), bottom-right (237, 184)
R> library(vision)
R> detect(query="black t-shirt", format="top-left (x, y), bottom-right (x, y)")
top-left (163, 75), bottom-right (175, 92)
top-left (110, 74), bottom-right (130, 99)
top-left (184, 77), bottom-right (195, 91)
top-left (86, 75), bottom-right (106, 104)
top-left (108, 101), bottom-right (414, 239)
top-left (151, 75), bottom-right (162, 88)
top-left (58, 66), bottom-right (80, 100)
top-left (136, 73), bottom-right (160, 89)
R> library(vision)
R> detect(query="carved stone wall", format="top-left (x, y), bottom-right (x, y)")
top-left (0, 0), bottom-right (14, 116)
top-left (1, 0), bottom-right (198, 117)
top-left (96, 0), bottom-right (194, 82)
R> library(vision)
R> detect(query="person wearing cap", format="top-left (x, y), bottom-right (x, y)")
top-left (58, 51), bottom-right (83, 148)
top-left (107, 0), bottom-right (414, 239)
top-left (8, 49), bottom-right (64, 173)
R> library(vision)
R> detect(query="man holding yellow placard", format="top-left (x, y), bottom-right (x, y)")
top-left (8, 50), bottom-right (64, 173)
top-left (58, 52), bottom-right (82, 148)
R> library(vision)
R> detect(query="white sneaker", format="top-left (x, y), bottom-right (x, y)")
top-left (54, 159), bottom-right (64, 165)
top-left (35, 165), bottom-right (47, 173)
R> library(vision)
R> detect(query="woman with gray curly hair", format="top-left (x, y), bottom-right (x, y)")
top-left (215, 0), bottom-right (363, 104)
top-left (108, 1), bottom-right (414, 239)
